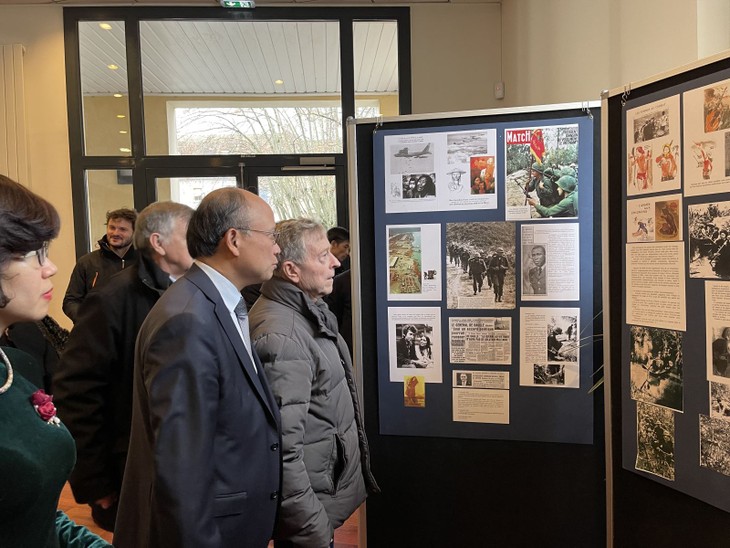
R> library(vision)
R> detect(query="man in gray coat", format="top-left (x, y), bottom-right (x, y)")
top-left (249, 218), bottom-right (378, 548)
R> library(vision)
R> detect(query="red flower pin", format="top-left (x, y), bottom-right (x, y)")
top-left (30, 389), bottom-right (61, 426)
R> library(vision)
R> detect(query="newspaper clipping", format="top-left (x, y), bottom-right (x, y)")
top-left (626, 95), bottom-right (681, 196)
top-left (688, 200), bottom-right (730, 279)
top-left (383, 128), bottom-right (498, 213)
top-left (504, 124), bottom-right (579, 221)
top-left (626, 242), bottom-right (686, 332)
top-left (683, 78), bottom-right (730, 197)
top-left (521, 222), bottom-right (580, 301)
top-left (627, 194), bottom-right (682, 244)
top-left (386, 224), bottom-right (442, 301)
top-left (452, 370), bottom-right (509, 424)
top-left (519, 307), bottom-right (580, 388)
top-left (449, 317), bottom-right (511, 365)
top-left (388, 307), bottom-right (442, 383)
top-left (705, 281), bottom-right (730, 385)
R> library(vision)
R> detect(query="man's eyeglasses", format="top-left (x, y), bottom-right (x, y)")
top-left (234, 227), bottom-right (280, 243)
top-left (21, 241), bottom-right (50, 266)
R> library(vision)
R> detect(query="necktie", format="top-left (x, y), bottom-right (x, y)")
top-left (234, 297), bottom-right (256, 367)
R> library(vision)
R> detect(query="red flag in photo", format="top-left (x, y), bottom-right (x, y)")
top-left (530, 129), bottom-right (545, 164)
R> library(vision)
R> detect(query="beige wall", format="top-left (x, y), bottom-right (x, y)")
top-left (0, 0), bottom-right (723, 329)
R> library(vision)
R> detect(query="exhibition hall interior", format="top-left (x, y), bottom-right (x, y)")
top-left (2, 0), bottom-right (730, 546)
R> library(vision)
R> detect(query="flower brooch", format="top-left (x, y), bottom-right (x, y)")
top-left (30, 389), bottom-right (61, 426)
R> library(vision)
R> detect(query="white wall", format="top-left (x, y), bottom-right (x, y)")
top-left (410, 3), bottom-right (502, 114)
top-left (0, 5), bottom-right (72, 327)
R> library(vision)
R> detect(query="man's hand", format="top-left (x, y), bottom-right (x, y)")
top-left (95, 493), bottom-right (118, 509)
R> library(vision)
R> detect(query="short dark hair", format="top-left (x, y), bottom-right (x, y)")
top-left (0, 175), bottom-right (60, 307)
top-left (187, 187), bottom-right (250, 258)
top-left (106, 208), bottom-right (138, 228)
top-left (327, 226), bottom-right (349, 244)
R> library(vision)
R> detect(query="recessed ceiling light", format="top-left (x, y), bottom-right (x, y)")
top-left (107, 64), bottom-right (119, 70)
top-left (119, 130), bottom-right (128, 134)
top-left (116, 114), bottom-right (126, 119)
top-left (274, 79), bottom-right (284, 85)
top-left (99, 23), bottom-right (112, 30)
top-left (113, 93), bottom-right (123, 98)
top-left (120, 147), bottom-right (131, 153)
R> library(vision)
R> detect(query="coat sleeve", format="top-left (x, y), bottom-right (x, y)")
top-left (142, 312), bottom-right (224, 548)
top-left (62, 262), bottom-right (88, 323)
top-left (55, 511), bottom-right (111, 548)
top-left (54, 289), bottom-right (121, 504)
top-left (253, 332), bottom-right (334, 548)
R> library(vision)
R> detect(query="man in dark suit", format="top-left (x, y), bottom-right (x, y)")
top-left (115, 188), bottom-right (282, 548)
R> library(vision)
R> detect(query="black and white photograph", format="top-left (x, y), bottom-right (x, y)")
top-left (710, 381), bottom-right (730, 420)
top-left (455, 372), bottom-right (473, 386)
top-left (447, 131), bottom-right (489, 165)
top-left (629, 325), bottom-right (683, 412)
top-left (389, 141), bottom-right (435, 175)
top-left (700, 414), bottom-right (730, 477)
top-left (387, 307), bottom-right (442, 384)
top-left (632, 109), bottom-right (670, 143)
top-left (636, 401), bottom-right (675, 481)
top-left (401, 173), bottom-right (436, 199)
top-left (546, 314), bottom-right (578, 363)
top-left (522, 243), bottom-right (547, 296)
top-left (710, 326), bottom-right (730, 379)
top-left (533, 363), bottom-right (565, 385)
top-left (688, 201), bottom-right (730, 279)
top-left (446, 221), bottom-right (515, 310)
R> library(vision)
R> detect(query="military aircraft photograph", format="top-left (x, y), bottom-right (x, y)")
top-left (394, 143), bottom-right (433, 158)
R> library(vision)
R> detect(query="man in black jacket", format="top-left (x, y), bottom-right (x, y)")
top-left (54, 201), bottom-right (193, 531)
top-left (62, 208), bottom-right (138, 323)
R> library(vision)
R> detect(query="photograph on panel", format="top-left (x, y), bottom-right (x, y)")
top-left (387, 307), bottom-right (442, 383)
top-left (700, 414), bottom-right (730, 477)
top-left (625, 95), bottom-right (681, 196)
top-left (683, 79), bottom-right (730, 197)
top-left (386, 224), bottom-right (442, 301)
top-left (404, 375), bottom-right (425, 408)
top-left (689, 200), bottom-right (730, 278)
top-left (705, 281), bottom-right (730, 385)
top-left (710, 381), bottom-right (730, 420)
top-left (627, 193), bottom-right (682, 244)
top-left (519, 308), bottom-right (580, 388)
top-left (445, 129), bottom-right (498, 210)
top-left (452, 370), bottom-right (510, 425)
top-left (636, 401), bottom-right (675, 481)
top-left (448, 316), bottom-right (512, 365)
top-left (520, 223), bottom-right (580, 301)
top-left (446, 221), bottom-right (515, 309)
top-left (504, 124), bottom-right (579, 221)
top-left (629, 325), bottom-right (683, 412)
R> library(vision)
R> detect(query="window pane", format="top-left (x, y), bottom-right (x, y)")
top-left (258, 175), bottom-right (337, 228)
top-left (85, 170), bottom-right (135, 252)
top-left (79, 21), bottom-right (131, 156)
top-left (140, 20), bottom-right (342, 155)
top-left (155, 176), bottom-right (237, 209)
top-left (354, 21), bottom-right (399, 117)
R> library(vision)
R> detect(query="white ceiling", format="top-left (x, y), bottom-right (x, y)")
top-left (80, 19), bottom-right (400, 95)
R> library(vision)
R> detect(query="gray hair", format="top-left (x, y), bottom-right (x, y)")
top-left (134, 201), bottom-right (194, 253)
top-left (273, 218), bottom-right (326, 277)
top-left (187, 188), bottom-right (250, 258)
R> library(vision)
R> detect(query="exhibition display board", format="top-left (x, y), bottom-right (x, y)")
top-left (349, 103), bottom-right (605, 546)
top-left (605, 51), bottom-right (730, 545)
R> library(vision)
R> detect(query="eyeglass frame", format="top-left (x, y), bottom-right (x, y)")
top-left (21, 241), bottom-right (50, 266)
top-left (230, 227), bottom-right (280, 243)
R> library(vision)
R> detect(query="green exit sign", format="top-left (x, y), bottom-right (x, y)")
top-left (220, 0), bottom-right (255, 7)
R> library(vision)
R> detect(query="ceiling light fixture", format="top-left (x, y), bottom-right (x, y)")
top-left (113, 93), bottom-right (123, 98)
top-left (119, 130), bottom-right (128, 134)
top-left (119, 147), bottom-right (131, 153)
top-left (275, 79), bottom-right (284, 85)
top-left (99, 23), bottom-right (112, 30)
top-left (107, 64), bottom-right (119, 70)
top-left (116, 114), bottom-right (126, 119)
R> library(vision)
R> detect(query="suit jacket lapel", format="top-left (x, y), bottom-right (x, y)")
top-left (185, 265), bottom-right (278, 424)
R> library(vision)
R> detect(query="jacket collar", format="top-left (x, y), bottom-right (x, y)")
top-left (260, 276), bottom-right (339, 338)
top-left (137, 253), bottom-right (172, 296)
